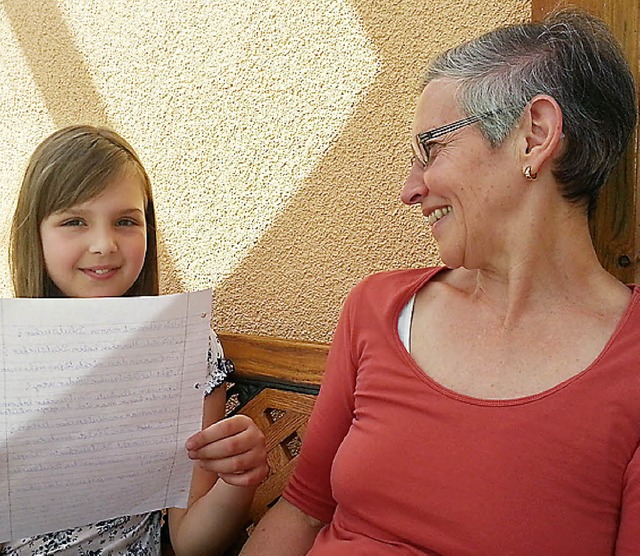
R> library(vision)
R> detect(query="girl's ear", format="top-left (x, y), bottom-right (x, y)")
top-left (518, 94), bottom-right (564, 178)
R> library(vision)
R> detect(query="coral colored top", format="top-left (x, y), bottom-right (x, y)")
top-left (283, 268), bottom-right (640, 555)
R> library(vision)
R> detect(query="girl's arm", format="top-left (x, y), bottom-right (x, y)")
top-left (167, 386), bottom-right (268, 555)
top-left (239, 498), bottom-right (325, 555)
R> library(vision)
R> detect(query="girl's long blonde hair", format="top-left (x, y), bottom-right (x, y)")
top-left (9, 125), bottom-right (159, 298)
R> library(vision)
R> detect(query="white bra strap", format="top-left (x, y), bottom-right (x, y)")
top-left (397, 294), bottom-right (416, 352)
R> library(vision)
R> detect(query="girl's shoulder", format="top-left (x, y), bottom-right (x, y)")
top-left (203, 328), bottom-right (235, 396)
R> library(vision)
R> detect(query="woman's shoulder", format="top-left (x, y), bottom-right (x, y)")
top-left (612, 285), bottom-right (640, 341)
top-left (338, 267), bottom-right (446, 322)
top-left (353, 266), bottom-right (445, 297)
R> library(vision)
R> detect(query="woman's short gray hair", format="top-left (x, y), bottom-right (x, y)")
top-left (425, 8), bottom-right (637, 211)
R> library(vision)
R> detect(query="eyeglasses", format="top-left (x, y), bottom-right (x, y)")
top-left (411, 110), bottom-right (499, 168)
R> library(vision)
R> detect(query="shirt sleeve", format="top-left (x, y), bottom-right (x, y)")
top-left (202, 328), bottom-right (235, 396)
top-left (282, 284), bottom-right (360, 524)
top-left (616, 441), bottom-right (640, 554)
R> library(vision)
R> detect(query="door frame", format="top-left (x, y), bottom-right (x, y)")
top-left (531, 0), bottom-right (640, 283)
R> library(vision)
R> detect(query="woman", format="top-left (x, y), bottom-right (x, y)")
top-left (241, 8), bottom-right (639, 555)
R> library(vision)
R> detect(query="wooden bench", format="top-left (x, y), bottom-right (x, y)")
top-left (219, 332), bottom-right (329, 545)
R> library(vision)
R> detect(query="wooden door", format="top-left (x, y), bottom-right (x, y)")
top-left (531, 0), bottom-right (640, 283)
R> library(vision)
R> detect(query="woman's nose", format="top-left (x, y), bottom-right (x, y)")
top-left (401, 161), bottom-right (429, 205)
top-left (89, 228), bottom-right (118, 254)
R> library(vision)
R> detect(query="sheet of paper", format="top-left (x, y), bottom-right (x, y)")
top-left (0, 290), bottom-right (212, 542)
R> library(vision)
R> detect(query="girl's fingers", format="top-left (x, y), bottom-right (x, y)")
top-left (185, 413), bottom-right (268, 487)
top-left (187, 425), bottom-right (265, 461)
top-left (196, 446), bottom-right (267, 474)
top-left (196, 446), bottom-right (270, 487)
top-left (217, 465), bottom-right (270, 487)
top-left (186, 414), bottom-right (262, 452)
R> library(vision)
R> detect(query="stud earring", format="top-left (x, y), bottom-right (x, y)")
top-left (524, 166), bottom-right (538, 180)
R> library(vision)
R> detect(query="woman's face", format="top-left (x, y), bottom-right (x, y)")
top-left (401, 79), bottom-right (520, 269)
top-left (40, 175), bottom-right (148, 298)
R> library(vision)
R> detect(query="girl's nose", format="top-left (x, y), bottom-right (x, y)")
top-left (89, 228), bottom-right (118, 254)
top-left (401, 160), bottom-right (429, 205)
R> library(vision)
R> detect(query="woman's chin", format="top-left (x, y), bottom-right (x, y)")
top-left (436, 246), bottom-right (464, 270)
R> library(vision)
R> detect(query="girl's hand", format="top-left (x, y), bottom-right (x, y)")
top-left (185, 414), bottom-right (269, 487)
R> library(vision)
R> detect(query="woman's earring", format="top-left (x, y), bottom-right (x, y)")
top-left (524, 166), bottom-right (538, 180)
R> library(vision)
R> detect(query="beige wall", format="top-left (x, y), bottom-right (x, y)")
top-left (0, 0), bottom-right (529, 343)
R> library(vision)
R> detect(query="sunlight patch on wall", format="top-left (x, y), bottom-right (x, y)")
top-left (58, 0), bottom-right (380, 293)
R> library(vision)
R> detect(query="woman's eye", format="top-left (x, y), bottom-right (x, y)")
top-left (425, 142), bottom-right (439, 161)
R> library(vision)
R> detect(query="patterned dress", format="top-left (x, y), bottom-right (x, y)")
top-left (0, 330), bottom-right (234, 556)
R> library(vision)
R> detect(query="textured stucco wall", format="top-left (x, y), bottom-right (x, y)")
top-left (0, 0), bottom-right (529, 343)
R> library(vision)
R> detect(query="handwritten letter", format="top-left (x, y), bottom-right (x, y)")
top-left (0, 290), bottom-right (211, 542)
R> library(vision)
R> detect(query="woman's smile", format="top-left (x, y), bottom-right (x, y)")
top-left (425, 205), bottom-right (452, 226)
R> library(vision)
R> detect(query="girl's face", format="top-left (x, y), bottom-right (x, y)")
top-left (40, 175), bottom-right (148, 298)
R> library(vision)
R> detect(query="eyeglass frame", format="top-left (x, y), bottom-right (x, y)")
top-left (412, 110), bottom-right (503, 168)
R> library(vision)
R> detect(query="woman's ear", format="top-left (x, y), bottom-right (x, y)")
top-left (519, 94), bottom-right (564, 178)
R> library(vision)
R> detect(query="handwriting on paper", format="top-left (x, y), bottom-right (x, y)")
top-left (0, 290), bottom-right (211, 543)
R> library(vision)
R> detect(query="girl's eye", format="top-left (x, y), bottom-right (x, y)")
top-left (116, 217), bottom-right (140, 227)
top-left (60, 218), bottom-right (85, 227)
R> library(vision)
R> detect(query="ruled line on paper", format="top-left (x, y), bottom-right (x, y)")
top-left (0, 290), bottom-right (211, 542)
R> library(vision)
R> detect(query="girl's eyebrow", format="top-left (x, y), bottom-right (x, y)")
top-left (54, 207), bottom-right (144, 215)
top-left (116, 208), bottom-right (145, 215)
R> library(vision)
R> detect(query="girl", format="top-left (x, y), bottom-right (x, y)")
top-left (3, 125), bottom-right (269, 555)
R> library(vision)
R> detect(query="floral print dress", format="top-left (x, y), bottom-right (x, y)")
top-left (0, 330), bottom-right (233, 556)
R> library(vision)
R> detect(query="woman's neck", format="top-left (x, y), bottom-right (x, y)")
top-left (453, 201), bottom-right (630, 328)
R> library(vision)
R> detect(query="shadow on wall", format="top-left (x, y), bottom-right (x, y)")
top-left (212, 0), bottom-right (450, 342)
top-left (213, 0), bottom-right (528, 342)
top-left (3, 0), bottom-right (185, 294)
top-left (3, 0), bottom-right (108, 127)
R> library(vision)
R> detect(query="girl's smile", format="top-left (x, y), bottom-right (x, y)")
top-left (81, 266), bottom-right (121, 278)
top-left (40, 175), bottom-right (147, 298)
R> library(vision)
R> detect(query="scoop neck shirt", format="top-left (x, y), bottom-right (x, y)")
top-left (284, 267), bottom-right (640, 554)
